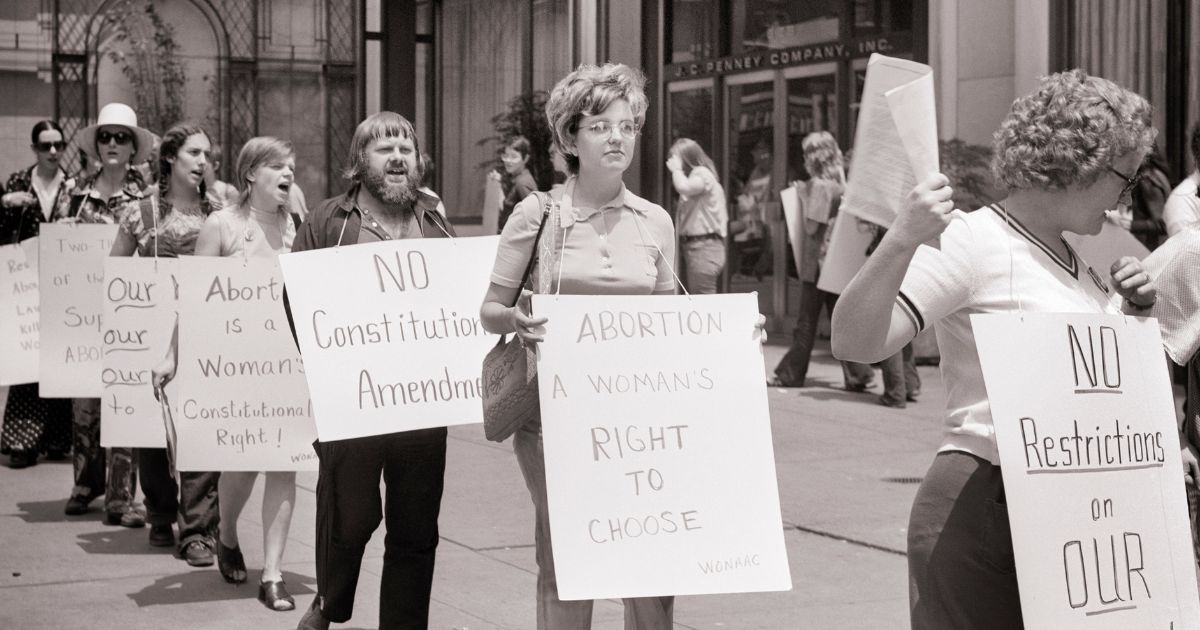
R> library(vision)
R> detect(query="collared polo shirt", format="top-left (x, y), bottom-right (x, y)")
top-left (491, 177), bottom-right (676, 296)
top-left (896, 204), bottom-right (1117, 465)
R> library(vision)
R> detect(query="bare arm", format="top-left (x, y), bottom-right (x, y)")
top-left (831, 173), bottom-right (954, 363)
top-left (193, 213), bottom-right (224, 257)
top-left (480, 282), bottom-right (548, 345)
top-left (671, 169), bottom-right (708, 197)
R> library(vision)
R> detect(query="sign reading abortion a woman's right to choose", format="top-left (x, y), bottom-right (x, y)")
top-left (974, 313), bottom-right (1200, 629)
top-left (533, 293), bottom-right (791, 601)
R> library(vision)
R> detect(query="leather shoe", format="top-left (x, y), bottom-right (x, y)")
top-left (106, 509), bottom-right (146, 528)
top-left (258, 579), bottom-right (296, 611)
top-left (64, 493), bottom-right (95, 515)
top-left (295, 598), bottom-right (330, 630)
top-left (182, 540), bottom-right (214, 566)
top-left (8, 450), bottom-right (38, 469)
top-left (148, 524), bottom-right (175, 547)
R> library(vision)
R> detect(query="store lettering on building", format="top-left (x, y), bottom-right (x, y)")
top-left (670, 37), bottom-right (895, 80)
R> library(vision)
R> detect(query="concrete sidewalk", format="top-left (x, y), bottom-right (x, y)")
top-left (0, 341), bottom-right (943, 629)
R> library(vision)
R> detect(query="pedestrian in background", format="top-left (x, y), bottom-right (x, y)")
top-left (1165, 124), bottom-right (1200, 237)
top-left (0, 119), bottom-right (75, 468)
top-left (492, 135), bottom-right (538, 232)
top-left (290, 111), bottom-right (454, 630)
top-left (112, 122), bottom-right (222, 562)
top-left (667, 137), bottom-right (726, 294)
top-left (771, 131), bottom-right (873, 390)
top-left (480, 62), bottom-right (678, 630)
top-left (833, 69), bottom-right (1157, 630)
top-left (56, 103), bottom-right (154, 526)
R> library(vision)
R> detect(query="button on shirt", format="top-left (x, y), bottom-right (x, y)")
top-left (490, 178), bottom-right (676, 296)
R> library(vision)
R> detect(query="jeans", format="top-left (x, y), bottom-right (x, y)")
top-left (138, 447), bottom-right (220, 550)
top-left (774, 282), bottom-right (873, 387)
top-left (880, 342), bottom-right (921, 406)
top-left (313, 428), bottom-right (447, 629)
top-left (682, 237), bottom-right (725, 295)
top-left (908, 452), bottom-right (1023, 630)
top-left (513, 419), bottom-right (675, 630)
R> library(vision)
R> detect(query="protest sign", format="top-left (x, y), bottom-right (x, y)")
top-left (816, 212), bottom-right (876, 295)
top-left (100, 257), bottom-right (178, 448)
top-left (974, 312), bottom-right (1200, 628)
top-left (533, 293), bottom-right (791, 600)
top-left (279, 236), bottom-right (499, 441)
top-left (0, 238), bottom-right (40, 385)
top-left (842, 54), bottom-right (938, 228)
top-left (38, 223), bottom-right (119, 397)
top-left (175, 256), bottom-right (317, 471)
top-left (483, 175), bottom-right (502, 233)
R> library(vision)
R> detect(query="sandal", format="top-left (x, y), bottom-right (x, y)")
top-left (216, 540), bottom-right (247, 583)
top-left (258, 579), bottom-right (296, 611)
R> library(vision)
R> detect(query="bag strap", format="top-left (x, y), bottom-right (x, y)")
top-left (140, 197), bottom-right (155, 230)
top-left (509, 192), bottom-right (552, 307)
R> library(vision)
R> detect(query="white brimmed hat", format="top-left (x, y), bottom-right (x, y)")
top-left (77, 103), bottom-right (159, 165)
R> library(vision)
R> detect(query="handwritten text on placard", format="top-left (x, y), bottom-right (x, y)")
top-left (0, 238), bottom-right (40, 385)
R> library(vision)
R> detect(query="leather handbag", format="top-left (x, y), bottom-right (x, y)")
top-left (481, 193), bottom-right (553, 442)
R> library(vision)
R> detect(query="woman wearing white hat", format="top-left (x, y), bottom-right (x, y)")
top-left (53, 102), bottom-right (156, 528)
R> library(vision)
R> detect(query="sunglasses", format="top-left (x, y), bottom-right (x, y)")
top-left (1107, 165), bottom-right (1142, 200)
top-left (97, 130), bottom-right (133, 145)
top-left (35, 141), bottom-right (66, 152)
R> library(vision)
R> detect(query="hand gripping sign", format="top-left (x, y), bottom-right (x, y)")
top-left (533, 293), bottom-right (791, 600)
top-left (974, 312), bottom-right (1200, 629)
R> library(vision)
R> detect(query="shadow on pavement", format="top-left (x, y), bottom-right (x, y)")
top-left (77, 528), bottom-right (173, 555)
top-left (782, 385), bottom-right (878, 405)
top-left (12, 499), bottom-right (72, 523)
top-left (128, 569), bottom-right (315, 607)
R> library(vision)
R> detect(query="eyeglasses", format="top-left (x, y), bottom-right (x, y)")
top-left (580, 120), bottom-right (640, 139)
top-left (1107, 165), bottom-right (1142, 202)
top-left (97, 130), bottom-right (133, 145)
top-left (35, 141), bottom-right (65, 152)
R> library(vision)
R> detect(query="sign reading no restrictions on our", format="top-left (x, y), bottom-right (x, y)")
top-left (533, 293), bottom-right (791, 600)
top-left (974, 313), bottom-right (1200, 629)
top-left (0, 238), bottom-right (40, 385)
top-left (278, 236), bottom-right (500, 441)
top-left (175, 256), bottom-right (317, 471)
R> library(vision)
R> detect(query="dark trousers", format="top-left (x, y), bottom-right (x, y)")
top-left (880, 342), bottom-right (922, 405)
top-left (908, 451), bottom-right (1023, 630)
top-left (314, 428), bottom-right (447, 629)
top-left (775, 281), bottom-right (873, 387)
top-left (138, 447), bottom-right (220, 549)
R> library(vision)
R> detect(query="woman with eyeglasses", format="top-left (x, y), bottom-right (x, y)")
top-left (832, 70), bottom-right (1157, 630)
top-left (0, 120), bottom-right (76, 469)
top-left (54, 103), bottom-right (156, 528)
top-left (480, 63), bottom-right (678, 630)
top-left (110, 122), bottom-right (225, 567)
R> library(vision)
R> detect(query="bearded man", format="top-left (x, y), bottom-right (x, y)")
top-left (288, 112), bottom-right (454, 630)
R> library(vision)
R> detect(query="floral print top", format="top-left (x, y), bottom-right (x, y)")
top-left (1, 166), bottom-right (76, 245)
top-left (118, 193), bottom-right (223, 258)
top-left (53, 169), bottom-right (147, 225)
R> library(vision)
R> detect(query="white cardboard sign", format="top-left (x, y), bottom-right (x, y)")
top-left (533, 293), bottom-right (791, 600)
top-left (973, 312), bottom-right (1200, 628)
top-left (38, 223), bottom-right (119, 397)
top-left (0, 238), bottom-right (40, 385)
top-left (278, 236), bottom-right (500, 442)
top-left (174, 256), bottom-right (317, 471)
top-left (100, 257), bottom-right (178, 447)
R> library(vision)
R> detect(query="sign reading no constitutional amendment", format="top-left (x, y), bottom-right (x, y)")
top-left (533, 293), bottom-right (791, 600)
top-left (974, 313), bottom-right (1200, 629)
top-left (279, 236), bottom-right (500, 441)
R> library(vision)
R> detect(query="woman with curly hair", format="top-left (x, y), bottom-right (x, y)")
top-left (832, 69), bottom-right (1158, 629)
top-left (0, 120), bottom-right (75, 468)
top-left (110, 122), bottom-right (223, 565)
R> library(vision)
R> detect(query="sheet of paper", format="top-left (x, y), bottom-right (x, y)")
top-left (1142, 227), bottom-right (1200, 364)
top-left (483, 175), bottom-right (503, 233)
top-left (842, 54), bottom-right (939, 228)
top-left (780, 185), bottom-right (803, 283)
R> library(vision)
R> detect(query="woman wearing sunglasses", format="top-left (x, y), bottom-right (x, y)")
top-left (0, 120), bottom-right (76, 469)
top-left (53, 102), bottom-right (157, 528)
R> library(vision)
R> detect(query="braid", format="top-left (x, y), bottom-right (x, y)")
top-left (156, 122), bottom-right (211, 217)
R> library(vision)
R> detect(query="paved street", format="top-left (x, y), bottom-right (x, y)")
top-left (0, 341), bottom-right (945, 629)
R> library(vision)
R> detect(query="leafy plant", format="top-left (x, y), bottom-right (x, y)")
top-left (481, 90), bottom-right (554, 191)
top-left (939, 139), bottom-right (996, 211)
top-left (101, 0), bottom-right (187, 135)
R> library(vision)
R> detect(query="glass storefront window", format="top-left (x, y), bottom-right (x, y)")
top-left (670, 0), bottom-right (720, 63)
top-left (784, 71), bottom-right (837, 180)
top-left (726, 78), bottom-right (776, 278)
top-left (850, 0), bottom-right (913, 37)
top-left (667, 82), bottom-right (715, 216)
top-left (731, 0), bottom-right (839, 54)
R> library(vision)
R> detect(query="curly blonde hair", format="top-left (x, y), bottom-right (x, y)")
top-left (802, 131), bottom-right (844, 185)
top-left (545, 63), bottom-right (648, 175)
top-left (991, 69), bottom-right (1154, 192)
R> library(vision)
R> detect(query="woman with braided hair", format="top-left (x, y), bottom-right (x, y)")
top-left (110, 122), bottom-right (224, 566)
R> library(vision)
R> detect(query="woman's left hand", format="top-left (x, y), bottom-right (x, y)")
top-left (1110, 256), bottom-right (1155, 308)
top-left (666, 155), bottom-right (682, 173)
top-left (754, 313), bottom-right (768, 345)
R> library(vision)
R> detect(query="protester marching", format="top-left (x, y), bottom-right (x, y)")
top-left (5, 44), bottom-right (1200, 630)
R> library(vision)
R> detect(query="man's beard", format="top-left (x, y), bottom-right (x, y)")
top-left (363, 166), bottom-right (418, 207)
